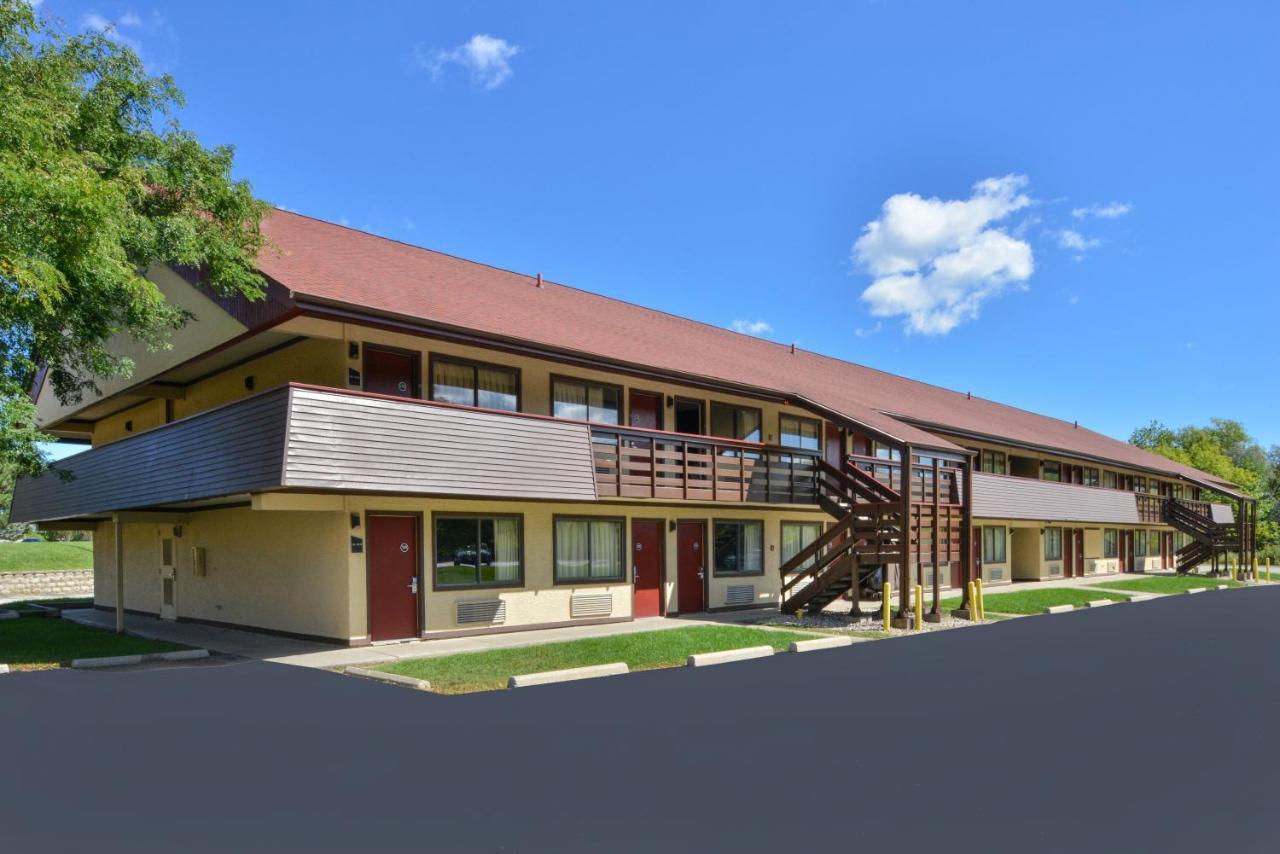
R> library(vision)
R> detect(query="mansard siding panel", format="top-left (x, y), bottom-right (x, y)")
top-left (1210, 503), bottom-right (1235, 525)
top-left (972, 472), bottom-right (1141, 524)
top-left (10, 388), bottom-right (290, 523)
top-left (281, 388), bottom-right (598, 501)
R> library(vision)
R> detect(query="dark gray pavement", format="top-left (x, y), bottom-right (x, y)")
top-left (3, 588), bottom-right (1279, 852)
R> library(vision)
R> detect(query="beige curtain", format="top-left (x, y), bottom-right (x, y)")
top-left (492, 519), bottom-right (520, 582)
top-left (590, 520), bottom-right (622, 579)
top-left (553, 380), bottom-right (588, 420)
top-left (556, 519), bottom-right (590, 580)
top-left (743, 522), bottom-right (763, 573)
top-left (477, 366), bottom-right (517, 411)
top-left (432, 360), bottom-right (475, 406)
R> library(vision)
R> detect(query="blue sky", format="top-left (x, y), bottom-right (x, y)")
top-left (38, 0), bottom-right (1280, 453)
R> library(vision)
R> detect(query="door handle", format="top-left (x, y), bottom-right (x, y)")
top-left (408, 578), bottom-right (419, 595)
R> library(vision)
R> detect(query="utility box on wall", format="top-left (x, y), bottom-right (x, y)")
top-left (191, 546), bottom-right (207, 577)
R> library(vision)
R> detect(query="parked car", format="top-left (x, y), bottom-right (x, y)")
top-left (454, 545), bottom-right (493, 567)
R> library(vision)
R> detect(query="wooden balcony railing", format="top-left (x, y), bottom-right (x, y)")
top-left (1135, 493), bottom-right (1164, 523)
top-left (590, 426), bottom-right (820, 504)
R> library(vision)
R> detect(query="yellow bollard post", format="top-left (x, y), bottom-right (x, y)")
top-left (967, 581), bottom-right (978, 622)
top-left (1230, 554), bottom-right (1237, 583)
top-left (914, 584), bottom-right (923, 631)
top-left (882, 582), bottom-right (892, 632)
top-left (976, 576), bottom-right (986, 621)
top-left (1254, 556), bottom-right (1260, 584)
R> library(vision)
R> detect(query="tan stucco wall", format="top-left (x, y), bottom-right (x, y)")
top-left (94, 507), bottom-right (350, 641)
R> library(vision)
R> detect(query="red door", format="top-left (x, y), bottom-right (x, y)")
top-left (676, 521), bottom-right (705, 613)
top-left (824, 423), bottom-right (844, 468)
top-left (1074, 529), bottom-right (1085, 576)
top-left (632, 520), bottom-right (663, 617)
top-left (367, 514), bottom-right (420, 641)
top-left (1063, 529), bottom-right (1075, 578)
top-left (364, 346), bottom-right (418, 397)
top-left (629, 390), bottom-right (662, 430)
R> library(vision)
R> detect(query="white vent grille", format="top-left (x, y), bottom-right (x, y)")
top-left (456, 599), bottom-right (506, 625)
top-left (989, 568), bottom-right (1004, 581)
top-left (570, 593), bottom-right (613, 619)
top-left (1087, 559), bottom-right (1100, 574)
top-left (725, 584), bottom-right (755, 607)
top-left (1047, 564), bottom-right (1062, 576)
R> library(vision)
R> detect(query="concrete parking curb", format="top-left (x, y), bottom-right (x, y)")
top-left (1043, 604), bottom-right (1076, 615)
top-left (0, 664), bottom-right (9, 675)
top-left (789, 636), bottom-right (854, 653)
top-left (71, 648), bottom-right (211, 669)
top-left (687, 646), bottom-right (774, 667)
top-left (1085, 599), bottom-right (1114, 608)
top-left (1185, 587), bottom-right (1206, 595)
top-left (1217, 584), bottom-right (1231, 590)
top-left (508, 662), bottom-right (628, 688)
top-left (1129, 593), bottom-right (1156, 602)
top-left (346, 666), bottom-right (432, 691)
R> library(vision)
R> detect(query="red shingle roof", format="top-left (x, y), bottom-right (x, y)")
top-left (257, 210), bottom-right (1237, 490)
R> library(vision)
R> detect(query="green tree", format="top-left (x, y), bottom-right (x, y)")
top-left (1131, 418), bottom-right (1279, 553)
top-left (0, 0), bottom-right (266, 476)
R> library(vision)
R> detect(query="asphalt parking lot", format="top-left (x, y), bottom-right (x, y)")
top-left (3, 587), bottom-right (1278, 853)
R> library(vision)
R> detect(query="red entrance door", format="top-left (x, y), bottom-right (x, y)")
top-left (824, 423), bottom-right (844, 468)
top-left (676, 521), bottom-right (705, 613)
top-left (1074, 529), bottom-right (1085, 576)
top-left (632, 520), bottom-right (663, 617)
top-left (367, 514), bottom-right (420, 641)
top-left (1063, 529), bottom-right (1075, 578)
top-left (364, 346), bottom-right (418, 397)
top-left (629, 390), bottom-right (662, 430)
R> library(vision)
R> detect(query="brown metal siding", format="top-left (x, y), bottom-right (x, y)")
top-left (1210, 503), bottom-right (1235, 525)
top-left (972, 472), bottom-right (1141, 524)
top-left (9, 388), bottom-right (290, 523)
top-left (282, 388), bottom-right (599, 500)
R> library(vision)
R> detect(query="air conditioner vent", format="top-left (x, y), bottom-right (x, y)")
top-left (725, 584), bottom-right (755, 607)
top-left (989, 568), bottom-right (1004, 581)
top-left (456, 599), bottom-right (506, 625)
top-left (571, 593), bottom-right (613, 619)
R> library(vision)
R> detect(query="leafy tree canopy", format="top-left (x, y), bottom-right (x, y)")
top-left (0, 0), bottom-right (266, 478)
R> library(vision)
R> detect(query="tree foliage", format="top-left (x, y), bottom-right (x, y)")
top-left (0, 0), bottom-right (266, 476)
top-left (1131, 417), bottom-right (1279, 553)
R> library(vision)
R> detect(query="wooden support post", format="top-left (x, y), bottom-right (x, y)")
top-left (952, 455), bottom-right (974, 619)
top-left (926, 457), bottom-right (943, 622)
top-left (113, 514), bottom-right (125, 634)
top-left (892, 445), bottom-right (913, 629)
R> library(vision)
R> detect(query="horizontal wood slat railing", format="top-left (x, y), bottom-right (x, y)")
top-left (590, 426), bottom-right (820, 504)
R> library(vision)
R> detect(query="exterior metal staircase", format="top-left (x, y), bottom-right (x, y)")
top-left (1165, 498), bottom-right (1239, 574)
top-left (778, 460), bottom-right (904, 613)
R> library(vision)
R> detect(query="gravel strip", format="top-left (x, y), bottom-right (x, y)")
top-left (763, 610), bottom-right (984, 636)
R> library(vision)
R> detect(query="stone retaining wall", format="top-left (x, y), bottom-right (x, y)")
top-left (0, 569), bottom-right (94, 600)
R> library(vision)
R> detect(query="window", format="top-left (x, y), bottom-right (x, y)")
top-left (1135, 529), bottom-right (1148, 557)
top-left (779, 415), bottom-right (821, 451)
top-left (1083, 467), bottom-right (1100, 487)
top-left (980, 449), bottom-right (1007, 475)
top-left (1042, 461), bottom-right (1061, 482)
top-left (710, 403), bottom-right (762, 443)
top-left (434, 515), bottom-right (522, 588)
top-left (1102, 470), bottom-right (1118, 489)
top-left (781, 521), bottom-right (822, 570)
top-left (713, 520), bottom-right (764, 576)
top-left (551, 377), bottom-right (621, 424)
top-left (1134, 476), bottom-right (1147, 494)
top-left (553, 517), bottom-right (625, 583)
top-left (430, 357), bottom-right (519, 411)
top-left (1044, 528), bottom-right (1063, 561)
top-left (1103, 529), bottom-right (1118, 558)
top-left (982, 526), bottom-right (1007, 564)
top-left (673, 398), bottom-right (703, 434)
top-left (873, 442), bottom-right (901, 461)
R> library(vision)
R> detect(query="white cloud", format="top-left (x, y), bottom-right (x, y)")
top-left (80, 10), bottom-right (173, 61)
top-left (1071, 201), bottom-right (1132, 219)
top-left (853, 175), bottom-right (1035, 335)
top-left (731, 319), bottom-right (772, 336)
top-left (419, 34), bottom-right (521, 90)
top-left (853, 322), bottom-right (883, 338)
top-left (1057, 229), bottom-right (1101, 252)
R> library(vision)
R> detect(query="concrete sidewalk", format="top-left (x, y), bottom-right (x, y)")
top-left (62, 609), bottom-right (720, 670)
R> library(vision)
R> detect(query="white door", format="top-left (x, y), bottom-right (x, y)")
top-left (159, 535), bottom-right (177, 621)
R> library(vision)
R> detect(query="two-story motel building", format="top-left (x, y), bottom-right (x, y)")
top-left (11, 211), bottom-right (1258, 643)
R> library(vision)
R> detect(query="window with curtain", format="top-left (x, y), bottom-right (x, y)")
top-left (554, 518), bottom-right (624, 582)
top-left (1042, 461), bottom-right (1061, 482)
top-left (980, 449), bottom-right (1007, 475)
top-left (1134, 476), bottom-right (1147, 494)
top-left (1083, 467), bottom-right (1100, 487)
top-left (1044, 527), bottom-right (1063, 561)
top-left (434, 515), bottom-right (522, 588)
top-left (551, 377), bottom-right (621, 424)
top-left (1103, 529), bottom-right (1118, 558)
top-left (780, 521), bottom-right (822, 570)
top-left (779, 415), bottom-right (821, 451)
top-left (714, 520), bottom-right (764, 576)
top-left (1102, 470), bottom-right (1118, 489)
top-left (710, 403), bottom-right (762, 443)
top-left (1135, 529), bottom-right (1148, 556)
top-left (982, 526), bottom-right (1006, 563)
top-left (430, 357), bottom-right (519, 411)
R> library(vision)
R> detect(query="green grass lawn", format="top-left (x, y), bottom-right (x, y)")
top-left (375, 625), bottom-right (819, 694)
top-left (939, 587), bottom-right (1129, 615)
top-left (0, 597), bottom-right (93, 611)
top-left (0, 541), bottom-right (93, 572)
top-left (0, 618), bottom-right (187, 671)
top-left (1094, 575), bottom-right (1242, 595)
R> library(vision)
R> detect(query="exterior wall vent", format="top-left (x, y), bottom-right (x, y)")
top-left (725, 584), bottom-right (755, 607)
top-left (989, 567), bottom-right (1004, 581)
top-left (570, 593), bottom-right (613, 619)
top-left (456, 599), bottom-right (506, 625)
top-left (1047, 563), bottom-right (1062, 576)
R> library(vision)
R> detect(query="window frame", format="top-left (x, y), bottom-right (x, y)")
top-left (712, 519), bottom-right (766, 577)
top-left (1135, 529), bottom-right (1148, 557)
top-left (427, 354), bottom-right (522, 412)
top-left (549, 373), bottom-right (623, 425)
top-left (780, 520), bottom-right (824, 570)
top-left (672, 397), bottom-right (705, 435)
top-left (430, 511), bottom-right (525, 591)
top-left (1044, 527), bottom-right (1063, 561)
top-left (1042, 460), bottom-right (1061, 482)
top-left (982, 526), bottom-right (1007, 564)
top-left (778, 414), bottom-right (822, 452)
top-left (709, 402), bottom-right (764, 444)
top-left (1103, 528), bottom-right (1118, 558)
top-left (980, 449), bottom-right (1007, 475)
top-left (1082, 467), bottom-right (1100, 487)
top-left (1102, 470), bottom-right (1118, 489)
top-left (552, 515), bottom-right (628, 586)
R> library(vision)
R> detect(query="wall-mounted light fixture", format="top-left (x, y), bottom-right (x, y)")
top-left (350, 513), bottom-right (361, 530)
top-left (666, 396), bottom-right (674, 408)
top-left (244, 375), bottom-right (255, 391)
top-left (348, 342), bottom-right (359, 359)
top-left (668, 520), bottom-right (676, 532)
top-left (173, 525), bottom-right (183, 538)
top-left (124, 420), bottom-right (133, 432)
